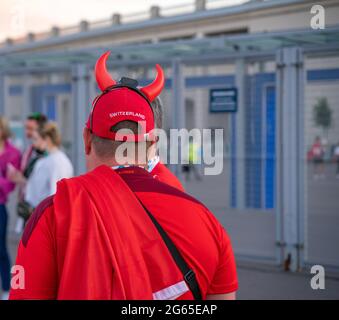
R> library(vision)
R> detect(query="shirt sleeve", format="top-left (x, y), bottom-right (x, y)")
top-left (207, 226), bottom-right (238, 295)
top-left (0, 176), bottom-right (15, 198)
top-left (0, 149), bottom-right (21, 198)
top-left (25, 160), bottom-right (48, 207)
top-left (48, 154), bottom-right (73, 195)
top-left (9, 204), bottom-right (58, 300)
top-left (49, 169), bottom-right (59, 195)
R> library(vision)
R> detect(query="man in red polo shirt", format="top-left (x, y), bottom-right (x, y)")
top-left (10, 52), bottom-right (237, 300)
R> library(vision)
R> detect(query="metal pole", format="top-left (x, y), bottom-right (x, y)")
top-left (171, 59), bottom-right (185, 181)
top-left (275, 49), bottom-right (284, 266)
top-left (235, 58), bottom-right (246, 209)
top-left (276, 47), bottom-right (304, 272)
top-left (22, 74), bottom-right (32, 147)
top-left (71, 63), bottom-right (90, 175)
top-left (297, 49), bottom-right (306, 270)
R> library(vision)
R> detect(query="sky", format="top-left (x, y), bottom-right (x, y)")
top-left (0, 0), bottom-right (244, 42)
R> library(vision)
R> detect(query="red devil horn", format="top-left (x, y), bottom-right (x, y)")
top-left (95, 51), bottom-right (116, 91)
top-left (140, 64), bottom-right (165, 102)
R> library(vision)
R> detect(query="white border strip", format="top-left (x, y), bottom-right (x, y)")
top-left (153, 280), bottom-right (189, 300)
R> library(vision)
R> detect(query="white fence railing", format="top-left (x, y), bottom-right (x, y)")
top-left (0, 0), bottom-right (250, 48)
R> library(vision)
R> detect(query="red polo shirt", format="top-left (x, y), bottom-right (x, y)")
top-left (117, 167), bottom-right (238, 299)
top-left (10, 166), bottom-right (237, 300)
top-left (151, 162), bottom-right (184, 191)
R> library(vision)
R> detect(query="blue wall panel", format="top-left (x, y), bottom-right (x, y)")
top-left (31, 84), bottom-right (71, 115)
top-left (46, 95), bottom-right (56, 120)
top-left (245, 73), bottom-right (275, 209)
top-left (265, 86), bottom-right (276, 209)
top-left (307, 68), bottom-right (339, 82)
top-left (231, 113), bottom-right (237, 208)
top-left (8, 85), bottom-right (22, 96)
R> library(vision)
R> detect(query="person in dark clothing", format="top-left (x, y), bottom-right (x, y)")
top-left (7, 113), bottom-right (47, 224)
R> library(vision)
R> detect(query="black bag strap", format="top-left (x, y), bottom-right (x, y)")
top-left (136, 198), bottom-right (202, 300)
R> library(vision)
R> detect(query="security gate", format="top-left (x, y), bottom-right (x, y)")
top-left (303, 53), bottom-right (339, 271)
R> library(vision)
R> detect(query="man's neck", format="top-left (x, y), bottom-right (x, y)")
top-left (112, 156), bottom-right (159, 172)
top-left (88, 156), bottom-right (159, 173)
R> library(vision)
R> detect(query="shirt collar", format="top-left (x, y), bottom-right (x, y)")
top-left (112, 156), bottom-right (160, 173)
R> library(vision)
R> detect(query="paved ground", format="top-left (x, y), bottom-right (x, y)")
top-left (236, 263), bottom-right (339, 300)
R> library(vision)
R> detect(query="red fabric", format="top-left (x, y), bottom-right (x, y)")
top-left (310, 142), bottom-right (324, 159)
top-left (21, 195), bottom-right (54, 247)
top-left (151, 162), bottom-right (184, 191)
top-left (85, 87), bottom-right (155, 141)
top-left (10, 165), bottom-right (237, 300)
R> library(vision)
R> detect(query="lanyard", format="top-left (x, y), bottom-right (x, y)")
top-left (111, 156), bottom-right (160, 173)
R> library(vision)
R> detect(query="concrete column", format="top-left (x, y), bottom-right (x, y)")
top-left (150, 6), bottom-right (160, 19)
top-left (112, 14), bottom-right (121, 25)
top-left (72, 64), bottom-right (91, 175)
top-left (276, 47), bottom-right (304, 271)
top-left (51, 26), bottom-right (60, 37)
top-left (171, 59), bottom-right (185, 180)
top-left (22, 75), bottom-right (32, 115)
top-left (171, 60), bottom-right (185, 131)
top-left (79, 20), bottom-right (89, 32)
top-left (22, 74), bottom-right (32, 146)
top-left (234, 58), bottom-right (247, 209)
top-left (27, 33), bottom-right (35, 42)
top-left (5, 38), bottom-right (13, 46)
top-left (195, 0), bottom-right (206, 11)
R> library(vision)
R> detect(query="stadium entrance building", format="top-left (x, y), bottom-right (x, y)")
top-left (1, 0), bottom-right (339, 272)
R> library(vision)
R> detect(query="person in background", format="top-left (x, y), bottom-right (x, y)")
top-left (0, 116), bottom-right (21, 300)
top-left (7, 113), bottom-right (47, 226)
top-left (310, 136), bottom-right (325, 179)
top-left (184, 137), bottom-right (201, 182)
top-left (24, 122), bottom-right (73, 209)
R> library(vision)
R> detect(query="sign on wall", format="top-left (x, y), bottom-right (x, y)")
top-left (209, 88), bottom-right (237, 113)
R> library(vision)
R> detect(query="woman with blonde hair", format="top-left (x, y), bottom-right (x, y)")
top-left (25, 122), bottom-right (73, 209)
top-left (0, 116), bottom-right (21, 300)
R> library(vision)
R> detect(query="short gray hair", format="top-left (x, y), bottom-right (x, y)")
top-left (91, 120), bottom-right (152, 160)
top-left (150, 96), bottom-right (163, 129)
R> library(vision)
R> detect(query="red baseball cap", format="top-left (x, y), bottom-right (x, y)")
top-left (86, 51), bottom-right (165, 142)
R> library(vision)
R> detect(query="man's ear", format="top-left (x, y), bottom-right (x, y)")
top-left (146, 140), bottom-right (157, 161)
top-left (83, 127), bottom-right (92, 155)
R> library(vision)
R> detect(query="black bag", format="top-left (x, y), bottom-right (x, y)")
top-left (136, 198), bottom-right (202, 300)
top-left (17, 149), bottom-right (45, 220)
top-left (17, 200), bottom-right (34, 221)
